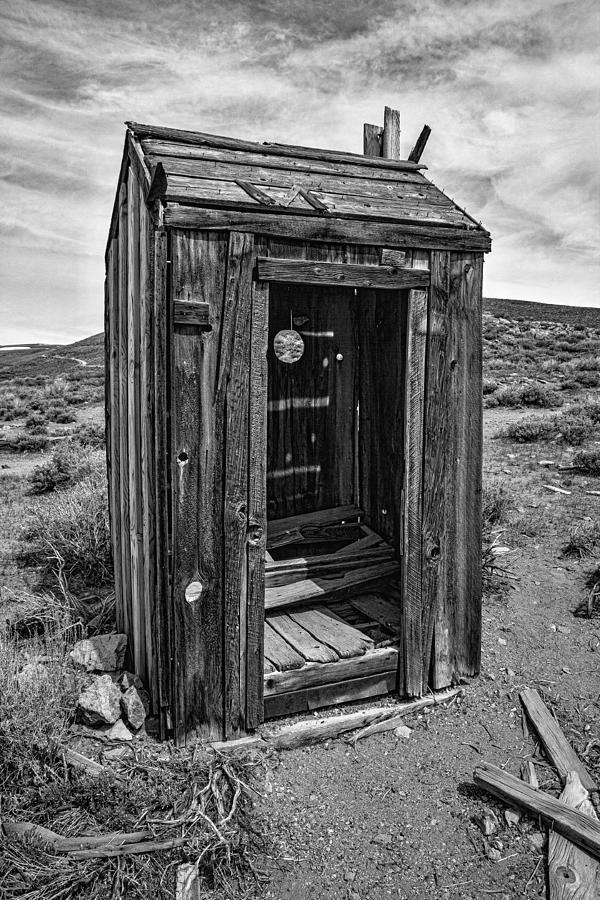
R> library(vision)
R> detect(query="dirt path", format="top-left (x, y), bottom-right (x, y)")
top-left (256, 409), bottom-right (600, 900)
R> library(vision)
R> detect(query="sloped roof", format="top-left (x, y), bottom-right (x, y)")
top-left (126, 122), bottom-right (488, 237)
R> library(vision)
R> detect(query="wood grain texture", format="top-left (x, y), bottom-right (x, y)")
top-left (548, 772), bottom-right (599, 899)
top-left (401, 251), bottom-right (429, 696)
top-left (246, 237), bottom-right (269, 729)
top-left (170, 230), bottom-right (229, 741)
top-left (173, 299), bottom-right (210, 327)
top-left (474, 763), bottom-right (600, 861)
top-left (220, 231), bottom-right (255, 737)
top-left (264, 671), bottom-right (397, 719)
top-left (264, 645), bottom-right (398, 695)
top-left (265, 560), bottom-right (400, 610)
top-left (288, 608), bottom-right (374, 658)
top-left (363, 124), bottom-right (383, 158)
top-left (126, 174), bottom-right (144, 680)
top-left (383, 107), bottom-right (401, 161)
top-left (141, 139), bottom-right (427, 183)
top-left (105, 239), bottom-right (122, 631)
top-left (421, 250), bottom-right (450, 687)
top-left (268, 505), bottom-right (362, 544)
top-left (128, 120), bottom-right (424, 171)
top-left (267, 613), bottom-right (339, 663)
top-left (431, 253), bottom-right (483, 689)
top-left (263, 621), bottom-right (305, 671)
top-left (520, 689), bottom-right (597, 792)
top-left (138, 189), bottom-right (155, 703)
top-left (265, 547), bottom-right (394, 587)
top-left (257, 257), bottom-right (430, 289)
top-left (163, 207), bottom-right (491, 252)
top-left (152, 229), bottom-right (171, 737)
top-left (117, 182), bottom-right (131, 640)
top-left (408, 126), bottom-right (432, 164)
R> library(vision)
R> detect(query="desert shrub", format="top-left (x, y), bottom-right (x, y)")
top-left (29, 443), bottom-right (104, 494)
top-left (573, 371), bottom-right (600, 387)
top-left (576, 356), bottom-right (600, 372)
top-left (24, 412), bottom-right (46, 429)
top-left (46, 402), bottom-right (76, 424)
top-left (0, 394), bottom-right (18, 421)
top-left (2, 433), bottom-right (49, 453)
top-left (494, 383), bottom-right (563, 409)
top-left (73, 421), bottom-right (106, 449)
top-left (573, 446), bottom-right (600, 474)
top-left (482, 377), bottom-right (499, 395)
top-left (19, 474), bottom-right (112, 590)
top-left (483, 481), bottom-right (510, 530)
top-left (502, 416), bottom-right (556, 443)
top-left (562, 521), bottom-right (600, 559)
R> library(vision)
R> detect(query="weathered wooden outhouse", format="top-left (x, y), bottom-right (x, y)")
top-left (105, 109), bottom-right (491, 743)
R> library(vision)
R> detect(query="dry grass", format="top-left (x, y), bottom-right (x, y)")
top-left (562, 521), bottom-right (600, 559)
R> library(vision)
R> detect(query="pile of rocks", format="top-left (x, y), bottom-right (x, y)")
top-left (71, 634), bottom-right (149, 741)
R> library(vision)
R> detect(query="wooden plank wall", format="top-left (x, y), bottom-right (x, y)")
top-left (105, 165), bottom-right (158, 713)
top-left (169, 228), bottom-right (266, 740)
top-left (422, 251), bottom-right (483, 689)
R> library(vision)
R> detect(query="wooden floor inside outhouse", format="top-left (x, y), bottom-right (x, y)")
top-left (263, 505), bottom-right (402, 718)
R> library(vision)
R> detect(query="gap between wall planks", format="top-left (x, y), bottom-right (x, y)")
top-left (117, 182), bottom-right (131, 641)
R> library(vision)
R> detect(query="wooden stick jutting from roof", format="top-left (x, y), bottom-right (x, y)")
top-left (383, 107), bottom-right (401, 161)
top-left (363, 123), bottom-right (383, 157)
top-left (408, 125), bottom-right (432, 164)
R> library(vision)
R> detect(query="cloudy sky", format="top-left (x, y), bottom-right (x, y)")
top-left (1, 0), bottom-right (598, 344)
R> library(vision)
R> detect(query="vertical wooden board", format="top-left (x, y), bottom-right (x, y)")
top-left (246, 238), bottom-right (268, 729)
top-left (117, 181), bottom-right (131, 640)
top-left (152, 229), bottom-right (171, 736)
top-left (170, 229), bottom-right (229, 742)
top-left (421, 250), bottom-right (450, 688)
top-left (127, 174), bottom-right (144, 681)
top-left (220, 231), bottom-right (255, 737)
top-left (432, 252), bottom-right (483, 687)
top-left (105, 238), bottom-right (122, 624)
top-left (401, 250), bottom-right (429, 696)
top-left (138, 195), bottom-right (155, 705)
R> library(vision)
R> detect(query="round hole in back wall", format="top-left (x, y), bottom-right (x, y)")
top-left (274, 329), bottom-right (304, 364)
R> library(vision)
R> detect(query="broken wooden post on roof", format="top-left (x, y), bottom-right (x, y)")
top-left (104, 105), bottom-right (490, 744)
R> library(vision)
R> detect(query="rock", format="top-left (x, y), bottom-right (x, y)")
top-left (119, 671), bottom-right (144, 692)
top-left (504, 807), bottom-right (521, 827)
top-left (485, 846), bottom-right (502, 862)
top-left (498, 637), bottom-right (507, 646)
top-left (372, 833), bottom-right (392, 845)
top-left (393, 725), bottom-right (413, 740)
top-left (557, 625), bottom-right (571, 635)
top-left (17, 661), bottom-right (49, 690)
top-left (105, 718), bottom-right (134, 742)
top-left (475, 810), bottom-right (500, 836)
top-left (528, 832), bottom-right (545, 852)
top-left (70, 634), bottom-right (127, 672)
top-left (505, 668), bottom-right (515, 679)
top-left (77, 674), bottom-right (122, 725)
top-left (120, 686), bottom-right (147, 731)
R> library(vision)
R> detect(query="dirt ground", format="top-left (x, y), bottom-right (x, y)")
top-left (254, 406), bottom-right (600, 900)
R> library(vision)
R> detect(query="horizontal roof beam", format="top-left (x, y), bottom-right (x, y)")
top-left (256, 257), bottom-right (430, 290)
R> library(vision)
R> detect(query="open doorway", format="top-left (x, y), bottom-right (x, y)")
top-left (263, 281), bottom-right (409, 717)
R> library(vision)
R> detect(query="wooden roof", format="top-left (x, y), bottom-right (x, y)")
top-left (126, 122), bottom-right (489, 237)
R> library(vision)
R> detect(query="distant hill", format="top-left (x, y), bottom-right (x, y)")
top-left (0, 333), bottom-right (104, 381)
top-left (484, 297), bottom-right (600, 327)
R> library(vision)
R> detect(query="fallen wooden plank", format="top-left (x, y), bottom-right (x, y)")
top-left (348, 690), bottom-right (461, 742)
top-left (211, 734), bottom-right (269, 753)
top-left (333, 531), bottom-right (384, 555)
top-left (263, 671), bottom-right (397, 719)
top-left (548, 771), bottom-right (600, 899)
top-left (348, 594), bottom-right (401, 630)
top-left (264, 688), bottom-right (460, 750)
top-left (267, 612), bottom-right (339, 663)
top-left (289, 607), bottom-right (374, 658)
top-left (265, 560), bottom-right (400, 610)
top-left (264, 646), bottom-right (398, 696)
top-left (263, 621), bottom-right (305, 671)
top-left (2, 822), bottom-right (153, 853)
top-left (545, 485), bottom-right (572, 495)
top-left (265, 546), bottom-right (393, 587)
top-left (520, 689), bottom-right (597, 792)
top-left (68, 836), bottom-right (188, 859)
top-left (63, 748), bottom-right (107, 778)
top-left (473, 763), bottom-right (600, 861)
top-left (267, 504), bottom-right (362, 546)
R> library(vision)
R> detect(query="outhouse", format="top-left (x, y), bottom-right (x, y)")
top-left (104, 109), bottom-right (491, 743)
